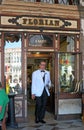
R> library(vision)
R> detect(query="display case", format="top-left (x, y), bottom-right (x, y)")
top-left (58, 52), bottom-right (82, 93)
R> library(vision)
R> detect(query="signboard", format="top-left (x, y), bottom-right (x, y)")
top-left (0, 15), bottom-right (78, 30)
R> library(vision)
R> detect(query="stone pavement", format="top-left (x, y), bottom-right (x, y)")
top-left (6, 101), bottom-right (84, 130)
top-left (6, 111), bottom-right (84, 130)
top-left (7, 119), bottom-right (84, 130)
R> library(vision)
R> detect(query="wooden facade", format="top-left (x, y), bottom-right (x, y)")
top-left (0, 0), bottom-right (82, 122)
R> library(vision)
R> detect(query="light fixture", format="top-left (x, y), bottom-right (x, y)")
top-left (36, 52), bottom-right (40, 54)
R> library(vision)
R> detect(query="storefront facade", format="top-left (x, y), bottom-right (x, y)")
top-left (0, 0), bottom-right (83, 122)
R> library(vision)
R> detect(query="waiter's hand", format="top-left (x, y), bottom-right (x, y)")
top-left (32, 94), bottom-right (35, 100)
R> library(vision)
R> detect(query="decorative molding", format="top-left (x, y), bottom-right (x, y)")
top-left (28, 48), bottom-right (54, 52)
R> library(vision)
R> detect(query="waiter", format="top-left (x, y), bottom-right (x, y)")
top-left (31, 60), bottom-right (51, 123)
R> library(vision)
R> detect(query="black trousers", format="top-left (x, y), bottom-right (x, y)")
top-left (35, 88), bottom-right (48, 121)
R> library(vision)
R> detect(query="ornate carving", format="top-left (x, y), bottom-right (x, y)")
top-left (15, 101), bottom-right (22, 116)
top-left (61, 19), bottom-right (71, 28)
top-left (8, 17), bottom-right (21, 26)
top-left (5, 33), bottom-right (20, 43)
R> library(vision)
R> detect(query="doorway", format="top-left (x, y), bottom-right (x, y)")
top-left (27, 52), bottom-right (55, 120)
top-left (2, 32), bottom-right (81, 121)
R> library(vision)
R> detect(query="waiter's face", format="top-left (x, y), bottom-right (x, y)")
top-left (39, 61), bottom-right (46, 70)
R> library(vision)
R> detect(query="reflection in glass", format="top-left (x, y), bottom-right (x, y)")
top-left (59, 53), bottom-right (75, 92)
top-left (58, 0), bottom-right (69, 4)
top-left (4, 34), bottom-right (22, 94)
top-left (28, 34), bottom-right (53, 47)
top-left (60, 35), bottom-right (75, 52)
top-left (23, 0), bottom-right (79, 5)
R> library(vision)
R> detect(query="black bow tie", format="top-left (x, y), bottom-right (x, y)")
top-left (41, 70), bottom-right (45, 72)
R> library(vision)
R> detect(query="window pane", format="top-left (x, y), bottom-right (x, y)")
top-left (58, 0), bottom-right (69, 4)
top-left (4, 34), bottom-right (22, 95)
top-left (28, 34), bottom-right (53, 47)
top-left (59, 53), bottom-right (76, 93)
top-left (60, 35), bottom-right (75, 52)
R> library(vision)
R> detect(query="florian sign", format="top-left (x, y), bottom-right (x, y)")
top-left (22, 18), bottom-right (60, 27)
top-left (0, 15), bottom-right (78, 30)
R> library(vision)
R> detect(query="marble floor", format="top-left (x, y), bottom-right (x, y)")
top-left (7, 110), bottom-right (84, 130)
top-left (7, 118), bottom-right (84, 130)
top-left (6, 100), bottom-right (84, 130)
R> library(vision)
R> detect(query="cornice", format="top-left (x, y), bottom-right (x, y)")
top-left (0, 1), bottom-right (80, 19)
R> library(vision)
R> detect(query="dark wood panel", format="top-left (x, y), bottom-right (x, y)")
top-left (82, 93), bottom-right (84, 123)
top-left (55, 114), bottom-right (81, 120)
top-left (55, 93), bottom-right (82, 99)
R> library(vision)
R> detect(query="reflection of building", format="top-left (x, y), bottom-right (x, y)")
top-left (5, 47), bottom-right (21, 87)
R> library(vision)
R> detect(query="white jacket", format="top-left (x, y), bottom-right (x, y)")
top-left (31, 69), bottom-right (51, 97)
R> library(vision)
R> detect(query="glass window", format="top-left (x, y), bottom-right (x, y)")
top-left (58, 0), bottom-right (69, 5)
top-left (28, 34), bottom-right (53, 47)
top-left (59, 35), bottom-right (75, 52)
top-left (4, 34), bottom-right (22, 95)
top-left (24, 0), bottom-right (36, 2)
top-left (22, 0), bottom-right (80, 5)
top-left (41, 0), bottom-right (54, 3)
top-left (58, 53), bottom-right (82, 93)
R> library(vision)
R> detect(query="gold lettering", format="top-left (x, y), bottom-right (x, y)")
top-left (22, 18), bottom-right (60, 27)
top-left (28, 19), bottom-right (33, 25)
top-left (45, 20), bottom-right (49, 25)
top-left (54, 21), bottom-right (59, 26)
top-left (23, 18), bottom-right (27, 24)
top-left (34, 19), bottom-right (38, 25)
top-left (39, 19), bottom-right (44, 25)
top-left (49, 20), bottom-right (54, 26)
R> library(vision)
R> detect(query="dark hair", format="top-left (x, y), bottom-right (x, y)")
top-left (39, 60), bottom-right (46, 64)
top-left (0, 82), bottom-right (2, 87)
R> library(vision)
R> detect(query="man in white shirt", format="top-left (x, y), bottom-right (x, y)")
top-left (31, 60), bottom-right (51, 123)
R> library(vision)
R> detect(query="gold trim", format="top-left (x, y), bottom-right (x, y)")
top-left (43, 30), bottom-right (80, 34)
top-left (0, 28), bottom-right (80, 34)
top-left (28, 49), bottom-right (54, 52)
